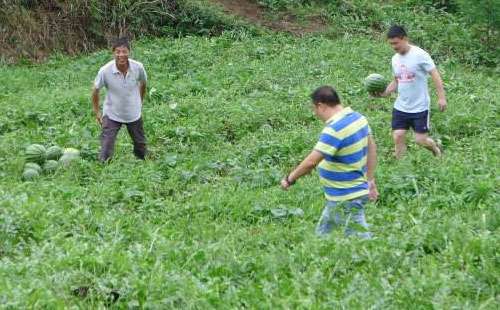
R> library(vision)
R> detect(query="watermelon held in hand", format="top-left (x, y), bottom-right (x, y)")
top-left (364, 73), bottom-right (388, 94)
top-left (22, 168), bottom-right (39, 181)
top-left (25, 144), bottom-right (47, 164)
top-left (46, 146), bottom-right (63, 160)
top-left (24, 162), bottom-right (42, 173)
top-left (43, 160), bottom-right (59, 173)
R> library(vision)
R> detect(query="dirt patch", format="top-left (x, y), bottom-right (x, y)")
top-left (208, 0), bottom-right (326, 35)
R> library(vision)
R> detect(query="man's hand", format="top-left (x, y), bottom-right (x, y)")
top-left (368, 180), bottom-right (379, 201)
top-left (438, 98), bottom-right (447, 112)
top-left (280, 151), bottom-right (323, 191)
top-left (95, 111), bottom-right (103, 126)
top-left (369, 91), bottom-right (385, 98)
top-left (281, 178), bottom-right (291, 190)
top-left (430, 69), bottom-right (446, 112)
top-left (280, 175), bottom-right (295, 191)
top-left (371, 79), bottom-right (397, 99)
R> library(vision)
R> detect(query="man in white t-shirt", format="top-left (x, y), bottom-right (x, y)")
top-left (91, 37), bottom-right (148, 162)
top-left (376, 25), bottom-right (447, 159)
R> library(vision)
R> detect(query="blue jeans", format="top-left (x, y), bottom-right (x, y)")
top-left (316, 196), bottom-right (372, 239)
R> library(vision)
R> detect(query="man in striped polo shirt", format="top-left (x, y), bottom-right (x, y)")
top-left (281, 86), bottom-right (378, 238)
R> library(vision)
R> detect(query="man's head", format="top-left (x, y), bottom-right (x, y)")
top-left (310, 86), bottom-right (341, 121)
top-left (112, 37), bottom-right (130, 67)
top-left (387, 25), bottom-right (409, 55)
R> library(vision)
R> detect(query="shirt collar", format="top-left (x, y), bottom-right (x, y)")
top-left (325, 107), bottom-right (353, 124)
top-left (112, 60), bottom-right (133, 74)
top-left (399, 45), bottom-right (413, 56)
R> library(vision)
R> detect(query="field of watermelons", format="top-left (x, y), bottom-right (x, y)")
top-left (1, 0), bottom-right (499, 308)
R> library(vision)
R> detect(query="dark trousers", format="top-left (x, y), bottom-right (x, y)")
top-left (99, 116), bottom-right (147, 161)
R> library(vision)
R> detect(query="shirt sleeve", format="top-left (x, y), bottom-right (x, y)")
top-left (94, 68), bottom-right (106, 89)
top-left (314, 127), bottom-right (341, 157)
top-left (138, 65), bottom-right (147, 83)
top-left (420, 52), bottom-right (436, 73)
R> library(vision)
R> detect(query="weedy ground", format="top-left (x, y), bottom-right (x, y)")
top-left (0, 34), bottom-right (498, 308)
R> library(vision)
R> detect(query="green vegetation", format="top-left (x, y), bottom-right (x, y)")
top-left (2, 0), bottom-right (498, 67)
top-left (258, 0), bottom-right (499, 67)
top-left (0, 0), bottom-right (255, 63)
top-left (1, 32), bottom-right (498, 307)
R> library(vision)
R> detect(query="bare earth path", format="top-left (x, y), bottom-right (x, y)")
top-left (208, 0), bottom-right (326, 35)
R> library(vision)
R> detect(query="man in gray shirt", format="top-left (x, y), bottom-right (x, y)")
top-left (92, 37), bottom-right (148, 162)
top-left (377, 25), bottom-right (447, 159)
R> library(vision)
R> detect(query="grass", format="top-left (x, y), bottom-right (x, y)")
top-left (0, 33), bottom-right (499, 308)
top-left (256, 0), bottom-right (499, 67)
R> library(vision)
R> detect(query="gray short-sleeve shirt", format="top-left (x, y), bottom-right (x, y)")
top-left (392, 45), bottom-right (436, 113)
top-left (94, 59), bottom-right (147, 123)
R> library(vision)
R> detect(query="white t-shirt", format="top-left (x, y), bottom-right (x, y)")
top-left (94, 59), bottom-right (147, 123)
top-left (392, 45), bottom-right (436, 113)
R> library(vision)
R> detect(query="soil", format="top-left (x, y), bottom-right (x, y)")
top-left (208, 0), bottom-right (327, 35)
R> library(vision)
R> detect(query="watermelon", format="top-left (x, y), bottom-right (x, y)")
top-left (24, 162), bottom-right (42, 173)
top-left (22, 168), bottom-right (39, 181)
top-left (25, 144), bottom-right (47, 164)
top-left (46, 146), bottom-right (63, 160)
top-left (364, 73), bottom-right (388, 94)
top-left (43, 160), bottom-right (59, 173)
top-left (63, 148), bottom-right (80, 157)
top-left (59, 154), bottom-right (79, 167)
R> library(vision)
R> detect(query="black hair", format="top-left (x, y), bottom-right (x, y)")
top-left (387, 25), bottom-right (407, 39)
top-left (112, 37), bottom-right (130, 51)
top-left (311, 86), bottom-right (341, 106)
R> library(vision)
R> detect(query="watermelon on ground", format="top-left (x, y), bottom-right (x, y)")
top-left (364, 73), bottom-right (388, 94)
top-left (22, 169), bottom-right (39, 181)
top-left (24, 162), bottom-right (42, 173)
top-left (43, 160), bottom-right (59, 173)
top-left (25, 144), bottom-right (47, 164)
top-left (46, 145), bottom-right (63, 160)
top-left (59, 154), bottom-right (80, 167)
top-left (63, 148), bottom-right (80, 158)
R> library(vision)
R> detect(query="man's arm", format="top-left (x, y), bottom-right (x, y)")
top-left (366, 135), bottom-right (379, 201)
top-left (430, 68), bottom-right (446, 112)
top-left (139, 65), bottom-right (147, 104)
top-left (379, 78), bottom-right (398, 97)
top-left (91, 86), bottom-right (102, 126)
top-left (139, 82), bottom-right (146, 104)
top-left (281, 150), bottom-right (324, 190)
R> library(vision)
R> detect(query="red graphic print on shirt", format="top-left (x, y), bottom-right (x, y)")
top-left (395, 63), bottom-right (416, 83)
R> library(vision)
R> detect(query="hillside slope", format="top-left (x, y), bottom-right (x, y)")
top-left (0, 34), bottom-right (498, 307)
